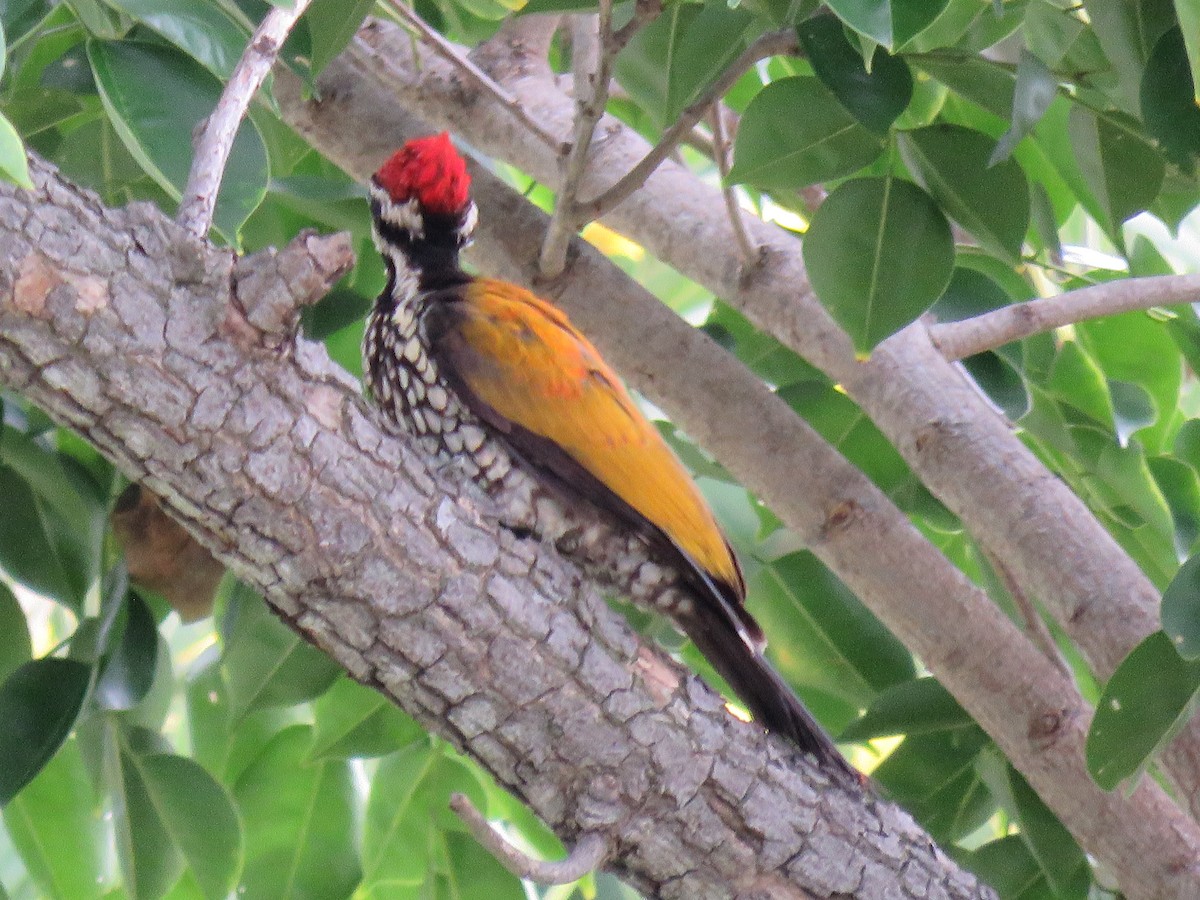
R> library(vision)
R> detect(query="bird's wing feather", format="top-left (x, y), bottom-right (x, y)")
top-left (423, 277), bottom-right (747, 610)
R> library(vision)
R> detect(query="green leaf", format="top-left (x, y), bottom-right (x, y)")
top-left (1149, 456), bottom-right (1200, 556)
top-left (1068, 106), bottom-right (1165, 240)
top-left (3, 739), bottom-right (104, 900)
top-left (0, 112), bottom-right (33, 189)
top-left (1162, 553), bottom-right (1200, 659)
top-left (871, 727), bottom-right (993, 843)
top-left (440, 831), bottom-right (527, 900)
top-left (0, 658), bottom-right (91, 804)
top-left (955, 835), bottom-right (1043, 898)
top-left (1087, 630), bottom-right (1200, 789)
top-left (303, 0), bottom-right (380, 76)
top-left (840, 677), bottom-right (971, 740)
top-left (362, 742), bottom-right (490, 890)
top-left (0, 17), bottom-right (7, 80)
top-left (1141, 26), bottom-right (1200, 173)
top-left (220, 582), bottom-right (341, 719)
top-left (962, 352), bottom-right (1031, 421)
top-left (87, 39), bottom-right (269, 240)
top-left (1109, 379), bottom-right (1156, 448)
top-left (309, 677), bottom-right (423, 760)
top-left (990, 49), bottom-right (1057, 165)
top-left (1174, 0), bottom-right (1200, 105)
top-left (797, 15), bottom-right (913, 135)
top-left (0, 583), bottom-right (31, 684)
top-left (99, 0), bottom-right (251, 79)
top-left (803, 175), bottom-right (954, 354)
top-left (95, 593), bottom-right (160, 711)
top-left (823, 0), bottom-right (949, 49)
top-left (1083, 0), bottom-right (1172, 114)
top-left (235, 726), bottom-right (360, 900)
top-left (728, 77), bottom-right (885, 189)
top-left (615, 3), bottom-right (755, 127)
top-left (977, 760), bottom-right (1087, 896)
top-left (898, 123), bottom-right (1030, 262)
top-left (137, 754), bottom-right (244, 900)
top-left (931, 266), bottom-right (1014, 324)
top-left (1047, 341), bottom-right (1112, 428)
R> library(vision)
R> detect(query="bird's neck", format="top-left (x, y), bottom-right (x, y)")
top-left (370, 191), bottom-right (477, 316)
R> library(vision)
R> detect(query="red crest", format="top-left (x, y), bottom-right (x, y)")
top-left (375, 132), bottom-right (471, 215)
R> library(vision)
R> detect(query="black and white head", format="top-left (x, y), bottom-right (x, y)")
top-left (369, 132), bottom-right (478, 279)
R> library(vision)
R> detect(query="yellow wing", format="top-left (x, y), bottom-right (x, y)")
top-left (426, 277), bottom-right (744, 601)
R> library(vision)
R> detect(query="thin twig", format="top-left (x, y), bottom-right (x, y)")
top-left (609, 0), bottom-right (663, 53)
top-left (710, 102), bottom-right (758, 272)
top-left (449, 793), bottom-right (609, 884)
top-left (178, 0), bottom-right (313, 239)
top-left (983, 548), bottom-right (1073, 681)
top-left (383, 0), bottom-right (561, 151)
top-left (573, 28), bottom-right (799, 222)
top-left (539, 0), bottom-right (616, 278)
top-left (930, 273), bottom-right (1200, 360)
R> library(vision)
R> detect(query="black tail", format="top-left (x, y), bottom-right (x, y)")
top-left (677, 603), bottom-right (863, 787)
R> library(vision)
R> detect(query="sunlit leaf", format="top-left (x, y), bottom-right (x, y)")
top-left (236, 726), bottom-right (360, 900)
top-left (309, 676), bottom-right (423, 760)
top-left (728, 77), bottom-right (884, 189)
top-left (0, 112), bottom-right (33, 189)
top-left (2, 740), bottom-right (104, 900)
top-left (220, 582), bottom-right (341, 719)
top-left (803, 176), bottom-right (954, 353)
top-left (100, 0), bottom-right (251, 78)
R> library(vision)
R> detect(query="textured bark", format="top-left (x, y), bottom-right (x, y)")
top-left (267, 26), bottom-right (1200, 899)
top-left (0, 161), bottom-right (998, 897)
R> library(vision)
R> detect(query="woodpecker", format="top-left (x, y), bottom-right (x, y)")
top-left (364, 132), bottom-right (855, 781)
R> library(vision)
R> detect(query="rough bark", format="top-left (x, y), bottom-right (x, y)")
top-left (322, 11), bottom-right (1200, 828)
top-left (269, 27), bottom-right (1200, 899)
top-left (0, 160), bottom-right (998, 898)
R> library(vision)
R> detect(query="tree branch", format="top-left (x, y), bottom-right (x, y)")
top-left (930, 274), bottom-right (1200, 361)
top-left (572, 28), bottom-right (798, 223)
top-left (178, 0), bottom-right (313, 238)
top-left (381, 0), bottom-right (562, 151)
top-left (271, 43), bottom-right (1200, 897)
top-left (710, 103), bottom-right (758, 274)
top-left (539, 0), bottom-right (616, 278)
top-left (1, 158), bottom-right (998, 900)
top-left (348, 15), bottom-right (1200, 827)
top-left (450, 793), bottom-right (609, 884)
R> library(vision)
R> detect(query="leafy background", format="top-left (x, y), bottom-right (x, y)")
top-left (2, 0), bottom-right (1200, 897)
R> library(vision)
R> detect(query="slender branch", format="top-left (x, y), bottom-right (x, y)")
top-left (608, 0), bottom-right (663, 53)
top-left (450, 793), bottom-right (609, 884)
top-left (930, 274), bottom-right (1200, 360)
top-left (573, 28), bottom-right (799, 222)
top-left (539, 0), bottom-right (616, 278)
top-left (382, 0), bottom-right (562, 151)
top-left (983, 548), bottom-right (1072, 680)
top-left (178, 0), bottom-right (313, 239)
top-left (709, 103), bottom-right (758, 273)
